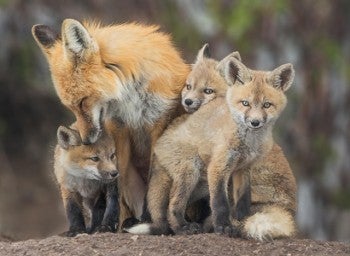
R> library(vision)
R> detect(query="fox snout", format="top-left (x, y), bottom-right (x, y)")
top-left (81, 128), bottom-right (102, 145)
top-left (182, 98), bottom-right (201, 113)
top-left (246, 118), bottom-right (265, 129)
top-left (99, 169), bottom-right (119, 181)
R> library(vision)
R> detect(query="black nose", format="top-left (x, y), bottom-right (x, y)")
top-left (251, 120), bottom-right (260, 127)
top-left (109, 171), bottom-right (119, 178)
top-left (184, 99), bottom-right (193, 106)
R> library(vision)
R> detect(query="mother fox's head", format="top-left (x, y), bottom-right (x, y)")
top-left (32, 19), bottom-right (122, 144)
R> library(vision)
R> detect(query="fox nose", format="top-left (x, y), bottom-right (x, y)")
top-left (184, 99), bottom-right (193, 106)
top-left (109, 171), bottom-right (119, 178)
top-left (250, 120), bottom-right (261, 127)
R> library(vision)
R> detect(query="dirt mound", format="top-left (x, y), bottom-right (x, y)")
top-left (0, 233), bottom-right (349, 256)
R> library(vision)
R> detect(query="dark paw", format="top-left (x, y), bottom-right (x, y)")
top-left (60, 229), bottom-right (86, 237)
top-left (95, 224), bottom-right (115, 233)
top-left (175, 222), bottom-right (202, 235)
top-left (214, 224), bottom-right (238, 237)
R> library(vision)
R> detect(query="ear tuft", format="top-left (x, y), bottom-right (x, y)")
top-left (217, 50), bottom-right (242, 74)
top-left (57, 126), bottom-right (82, 150)
top-left (195, 43), bottom-right (210, 63)
top-left (62, 19), bottom-right (97, 59)
top-left (32, 24), bottom-right (59, 50)
top-left (222, 57), bottom-right (250, 86)
top-left (229, 51), bottom-right (241, 62)
top-left (270, 63), bottom-right (295, 91)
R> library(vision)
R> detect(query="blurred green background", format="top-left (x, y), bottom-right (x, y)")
top-left (0, 0), bottom-right (349, 241)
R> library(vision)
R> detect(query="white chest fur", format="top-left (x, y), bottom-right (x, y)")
top-left (110, 80), bottom-right (176, 128)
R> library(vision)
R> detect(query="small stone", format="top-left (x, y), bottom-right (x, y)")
top-left (131, 235), bottom-right (139, 242)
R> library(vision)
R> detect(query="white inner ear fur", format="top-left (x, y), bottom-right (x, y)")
top-left (62, 19), bottom-right (98, 58)
top-left (271, 64), bottom-right (295, 91)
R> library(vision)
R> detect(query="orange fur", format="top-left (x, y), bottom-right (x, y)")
top-left (32, 19), bottom-right (190, 225)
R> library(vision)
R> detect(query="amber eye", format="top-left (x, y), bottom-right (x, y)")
top-left (263, 102), bottom-right (272, 108)
top-left (89, 156), bottom-right (100, 162)
top-left (204, 88), bottom-right (214, 94)
top-left (110, 153), bottom-right (116, 160)
top-left (242, 100), bottom-right (250, 107)
top-left (186, 84), bottom-right (192, 90)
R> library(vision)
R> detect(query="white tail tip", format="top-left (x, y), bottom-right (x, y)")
top-left (243, 206), bottom-right (295, 241)
top-left (124, 223), bottom-right (151, 235)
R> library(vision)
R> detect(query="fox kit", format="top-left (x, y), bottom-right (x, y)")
top-left (182, 44), bottom-right (297, 240)
top-left (127, 56), bottom-right (295, 236)
top-left (54, 123), bottom-right (119, 237)
top-left (182, 44), bottom-right (241, 113)
top-left (32, 19), bottom-right (189, 226)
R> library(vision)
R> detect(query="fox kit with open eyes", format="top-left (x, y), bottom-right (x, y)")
top-left (181, 45), bottom-right (297, 240)
top-left (127, 52), bottom-right (295, 237)
top-left (54, 122), bottom-right (119, 237)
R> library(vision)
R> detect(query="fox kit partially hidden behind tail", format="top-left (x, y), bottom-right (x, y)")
top-left (54, 122), bottom-right (119, 237)
top-left (127, 53), bottom-right (295, 236)
top-left (183, 45), bottom-right (297, 240)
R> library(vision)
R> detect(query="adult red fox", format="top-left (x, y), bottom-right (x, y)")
top-left (126, 52), bottom-right (295, 237)
top-left (32, 19), bottom-right (190, 224)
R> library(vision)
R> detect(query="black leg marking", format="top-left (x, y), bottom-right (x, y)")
top-left (140, 194), bottom-right (152, 222)
top-left (212, 179), bottom-right (238, 237)
top-left (63, 198), bottom-right (86, 237)
top-left (89, 193), bottom-right (106, 233)
top-left (98, 182), bottom-right (119, 232)
top-left (234, 184), bottom-right (251, 221)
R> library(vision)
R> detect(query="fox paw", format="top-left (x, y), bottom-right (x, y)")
top-left (175, 222), bottom-right (202, 235)
top-left (95, 224), bottom-right (116, 233)
top-left (60, 229), bottom-right (86, 237)
top-left (214, 224), bottom-right (238, 237)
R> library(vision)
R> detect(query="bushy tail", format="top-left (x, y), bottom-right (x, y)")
top-left (242, 205), bottom-right (295, 241)
top-left (124, 223), bottom-right (172, 235)
top-left (124, 223), bottom-right (152, 235)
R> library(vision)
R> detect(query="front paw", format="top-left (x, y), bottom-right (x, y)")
top-left (214, 224), bottom-right (238, 237)
top-left (60, 228), bottom-right (86, 237)
top-left (95, 224), bottom-right (116, 233)
top-left (174, 222), bottom-right (202, 235)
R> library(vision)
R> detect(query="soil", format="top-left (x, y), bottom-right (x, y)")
top-left (0, 233), bottom-right (349, 256)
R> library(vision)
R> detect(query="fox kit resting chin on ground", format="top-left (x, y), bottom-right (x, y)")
top-left (54, 123), bottom-right (119, 237)
top-left (182, 44), bottom-right (297, 240)
top-left (126, 55), bottom-right (295, 236)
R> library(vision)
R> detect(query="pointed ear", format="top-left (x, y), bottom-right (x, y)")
top-left (32, 24), bottom-right (59, 54)
top-left (195, 43), bottom-right (210, 63)
top-left (269, 63), bottom-right (295, 91)
top-left (57, 126), bottom-right (82, 150)
top-left (221, 57), bottom-right (251, 86)
top-left (217, 51), bottom-right (241, 71)
top-left (61, 19), bottom-right (98, 62)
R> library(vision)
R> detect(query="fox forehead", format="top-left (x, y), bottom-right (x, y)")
top-left (187, 60), bottom-right (226, 90)
top-left (48, 44), bottom-right (114, 107)
top-left (230, 73), bottom-right (286, 106)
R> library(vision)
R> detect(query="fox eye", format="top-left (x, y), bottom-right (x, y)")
top-left (186, 84), bottom-right (192, 90)
top-left (78, 97), bottom-right (87, 110)
top-left (110, 153), bottom-right (116, 160)
top-left (263, 102), bottom-right (272, 108)
top-left (241, 100), bottom-right (250, 107)
top-left (89, 156), bottom-right (99, 162)
top-left (204, 88), bottom-right (214, 94)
